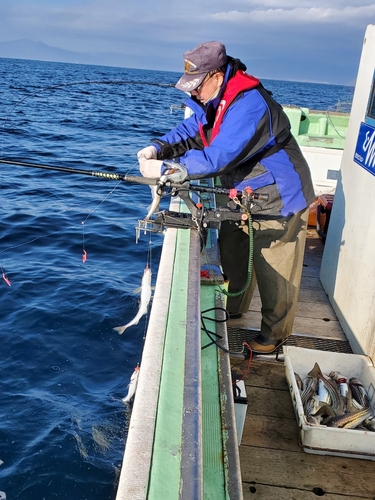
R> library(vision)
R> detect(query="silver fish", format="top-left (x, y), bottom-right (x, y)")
top-left (308, 362), bottom-right (342, 412)
top-left (349, 377), bottom-right (370, 408)
top-left (301, 376), bottom-right (318, 409)
top-left (305, 395), bottom-right (323, 425)
top-left (145, 185), bottom-right (161, 221)
top-left (113, 266), bottom-right (152, 334)
top-left (330, 371), bottom-right (352, 412)
top-left (122, 366), bottom-right (140, 403)
top-left (330, 371), bottom-right (349, 397)
top-left (327, 406), bottom-right (371, 429)
top-left (318, 379), bottom-right (331, 405)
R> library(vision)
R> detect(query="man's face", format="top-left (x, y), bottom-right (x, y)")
top-left (191, 72), bottom-right (224, 103)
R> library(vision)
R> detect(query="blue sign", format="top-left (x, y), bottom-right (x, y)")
top-left (354, 122), bottom-right (375, 176)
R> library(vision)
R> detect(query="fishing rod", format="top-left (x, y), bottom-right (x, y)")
top-left (0, 157), bottom-right (270, 201)
top-left (0, 157), bottom-right (158, 186)
top-left (0, 156), bottom-right (274, 206)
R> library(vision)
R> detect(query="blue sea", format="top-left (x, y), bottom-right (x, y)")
top-left (0, 58), bottom-right (354, 499)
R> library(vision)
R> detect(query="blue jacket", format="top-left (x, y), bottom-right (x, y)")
top-left (152, 66), bottom-right (315, 217)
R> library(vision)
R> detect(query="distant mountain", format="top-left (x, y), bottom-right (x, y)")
top-left (0, 38), bottom-right (146, 69)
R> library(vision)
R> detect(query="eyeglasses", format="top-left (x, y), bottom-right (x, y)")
top-left (194, 72), bottom-right (216, 93)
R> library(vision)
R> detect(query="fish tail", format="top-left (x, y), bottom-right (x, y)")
top-left (113, 325), bottom-right (126, 335)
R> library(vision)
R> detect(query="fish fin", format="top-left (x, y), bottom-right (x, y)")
top-left (133, 286), bottom-right (141, 294)
top-left (307, 362), bottom-right (322, 379)
top-left (113, 325), bottom-right (126, 335)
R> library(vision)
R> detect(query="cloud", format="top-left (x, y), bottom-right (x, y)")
top-left (0, 0), bottom-right (371, 84)
top-left (211, 4), bottom-right (375, 26)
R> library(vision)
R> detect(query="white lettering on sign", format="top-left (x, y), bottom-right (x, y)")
top-left (363, 129), bottom-right (375, 169)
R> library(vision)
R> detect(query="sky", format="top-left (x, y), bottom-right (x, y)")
top-left (0, 0), bottom-right (374, 85)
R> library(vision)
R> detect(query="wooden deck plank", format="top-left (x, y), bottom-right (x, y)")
top-left (241, 414), bottom-right (300, 451)
top-left (302, 264), bottom-right (320, 278)
top-left (231, 311), bottom-right (346, 340)
top-left (240, 447), bottom-right (375, 498)
top-left (252, 287), bottom-right (329, 303)
top-left (292, 317), bottom-right (345, 339)
top-left (244, 386), bottom-right (295, 420)
top-left (232, 359), bottom-right (288, 391)
top-left (248, 296), bottom-right (338, 320)
top-left (242, 483), bottom-right (366, 500)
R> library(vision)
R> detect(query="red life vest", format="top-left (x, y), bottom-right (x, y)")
top-left (199, 71), bottom-right (260, 147)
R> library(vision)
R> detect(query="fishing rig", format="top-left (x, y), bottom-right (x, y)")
top-left (0, 158), bottom-right (268, 240)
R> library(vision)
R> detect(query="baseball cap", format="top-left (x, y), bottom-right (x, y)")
top-left (175, 41), bottom-right (227, 92)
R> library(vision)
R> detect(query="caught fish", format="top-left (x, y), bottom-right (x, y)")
top-left (327, 406), bottom-right (372, 429)
top-left (330, 371), bottom-right (352, 412)
top-left (113, 265), bottom-right (152, 334)
top-left (301, 375), bottom-right (318, 409)
top-left (122, 366), bottom-right (140, 403)
top-left (145, 185), bottom-right (161, 221)
top-left (317, 379), bottom-right (331, 405)
top-left (308, 362), bottom-right (342, 412)
top-left (295, 372), bottom-right (303, 392)
top-left (363, 416), bottom-right (375, 432)
top-left (330, 371), bottom-right (349, 398)
top-left (349, 377), bottom-right (370, 408)
top-left (305, 395), bottom-right (323, 425)
top-left (312, 403), bottom-right (336, 425)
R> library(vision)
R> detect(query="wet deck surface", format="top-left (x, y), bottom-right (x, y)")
top-left (229, 229), bottom-right (375, 499)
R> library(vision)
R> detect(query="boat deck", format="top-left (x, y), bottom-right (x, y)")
top-left (229, 229), bottom-right (375, 499)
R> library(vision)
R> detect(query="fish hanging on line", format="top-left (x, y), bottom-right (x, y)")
top-left (113, 265), bottom-right (152, 334)
top-left (122, 365), bottom-right (140, 404)
top-left (145, 185), bottom-right (161, 221)
top-left (1, 268), bottom-right (11, 287)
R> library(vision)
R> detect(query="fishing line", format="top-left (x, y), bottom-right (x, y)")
top-left (0, 167), bottom-right (135, 283)
top-left (0, 218), bottom-right (84, 286)
top-left (80, 176), bottom-right (128, 262)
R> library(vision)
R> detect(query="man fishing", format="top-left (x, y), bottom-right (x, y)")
top-left (137, 41), bottom-right (316, 354)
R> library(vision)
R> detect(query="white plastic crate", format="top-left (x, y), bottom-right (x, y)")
top-left (283, 346), bottom-right (375, 460)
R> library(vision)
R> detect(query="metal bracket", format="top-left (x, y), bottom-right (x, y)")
top-left (135, 180), bottom-right (268, 240)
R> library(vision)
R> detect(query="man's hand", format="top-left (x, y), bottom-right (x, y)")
top-left (139, 158), bottom-right (163, 178)
top-left (137, 145), bottom-right (157, 160)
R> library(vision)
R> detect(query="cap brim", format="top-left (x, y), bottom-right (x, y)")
top-left (175, 72), bottom-right (207, 92)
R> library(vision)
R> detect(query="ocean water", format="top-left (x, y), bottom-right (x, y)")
top-left (0, 58), bottom-right (354, 499)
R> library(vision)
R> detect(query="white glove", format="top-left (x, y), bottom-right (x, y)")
top-left (137, 145), bottom-right (157, 160)
top-left (139, 158), bottom-right (163, 178)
